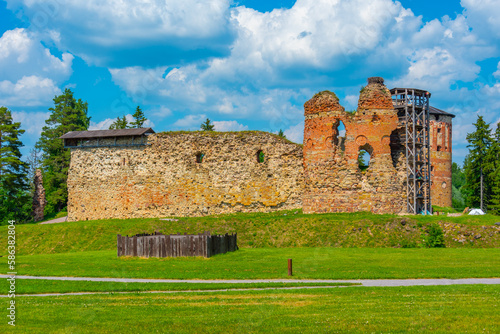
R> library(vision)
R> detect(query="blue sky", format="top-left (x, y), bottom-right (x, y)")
top-left (1, 0), bottom-right (499, 165)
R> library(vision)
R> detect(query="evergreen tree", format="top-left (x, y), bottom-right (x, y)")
top-left (451, 162), bottom-right (465, 189)
top-left (278, 129), bottom-right (286, 138)
top-left (109, 116), bottom-right (129, 129)
top-left (26, 146), bottom-right (42, 192)
top-left (462, 116), bottom-right (492, 210)
top-left (36, 89), bottom-right (90, 214)
top-left (200, 118), bottom-right (215, 131)
top-left (130, 106), bottom-right (147, 128)
top-left (0, 107), bottom-right (31, 224)
top-left (451, 162), bottom-right (466, 209)
top-left (487, 123), bottom-right (500, 214)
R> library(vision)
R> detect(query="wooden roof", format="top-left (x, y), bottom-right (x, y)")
top-left (60, 128), bottom-right (155, 139)
top-left (429, 106), bottom-right (455, 118)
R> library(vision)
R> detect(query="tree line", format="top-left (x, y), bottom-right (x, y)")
top-left (0, 89), bottom-right (148, 224)
top-left (452, 116), bottom-right (500, 214)
top-left (1, 90), bottom-right (498, 224)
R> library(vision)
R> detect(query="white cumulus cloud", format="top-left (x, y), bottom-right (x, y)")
top-left (213, 120), bottom-right (248, 131)
top-left (0, 28), bottom-right (73, 107)
top-left (6, 0), bottom-right (234, 67)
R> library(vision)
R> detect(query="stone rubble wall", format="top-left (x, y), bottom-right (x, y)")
top-left (302, 78), bottom-right (407, 214)
top-left (67, 132), bottom-right (303, 221)
top-left (32, 169), bottom-right (46, 222)
top-left (430, 115), bottom-right (453, 207)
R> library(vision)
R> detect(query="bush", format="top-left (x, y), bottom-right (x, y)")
top-left (423, 223), bottom-right (445, 248)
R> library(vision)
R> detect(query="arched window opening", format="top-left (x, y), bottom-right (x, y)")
top-left (257, 150), bottom-right (265, 163)
top-left (333, 120), bottom-right (346, 151)
top-left (358, 145), bottom-right (372, 171)
top-left (389, 128), bottom-right (404, 168)
top-left (196, 152), bottom-right (205, 163)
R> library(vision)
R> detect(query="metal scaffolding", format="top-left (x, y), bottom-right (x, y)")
top-left (390, 88), bottom-right (432, 214)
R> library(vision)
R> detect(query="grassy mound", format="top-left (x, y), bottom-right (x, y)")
top-left (2, 210), bottom-right (499, 256)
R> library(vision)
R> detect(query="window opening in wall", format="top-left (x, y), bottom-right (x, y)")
top-left (437, 145), bottom-right (441, 152)
top-left (437, 128), bottom-right (441, 133)
top-left (389, 128), bottom-right (404, 169)
top-left (257, 150), bottom-right (265, 163)
top-left (196, 152), bottom-right (205, 163)
top-left (358, 148), bottom-right (371, 171)
top-left (333, 120), bottom-right (346, 151)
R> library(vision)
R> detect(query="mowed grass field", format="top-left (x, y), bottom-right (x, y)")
top-left (1, 285), bottom-right (499, 333)
top-left (1, 211), bottom-right (499, 333)
top-left (8, 248), bottom-right (500, 279)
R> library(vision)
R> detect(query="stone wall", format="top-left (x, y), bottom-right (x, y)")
top-left (430, 115), bottom-right (453, 207)
top-left (302, 77), bottom-right (407, 214)
top-left (32, 169), bottom-right (46, 222)
top-left (67, 131), bottom-right (303, 221)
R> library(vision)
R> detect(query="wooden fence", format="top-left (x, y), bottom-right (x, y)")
top-left (117, 232), bottom-right (237, 258)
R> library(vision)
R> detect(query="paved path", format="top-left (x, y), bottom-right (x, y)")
top-left (2, 275), bottom-right (499, 286)
top-left (39, 216), bottom-right (68, 224)
top-left (1, 275), bottom-right (498, 297)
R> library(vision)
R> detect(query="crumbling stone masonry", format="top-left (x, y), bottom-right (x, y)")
top-left (66, 132), bottom-right (303, 221)
top-left (32, 169), bottom-right (46, 222)
top-left (64, 78), bottom-right (453, 221)
top-left (302, 77), bottom-right (407, 214)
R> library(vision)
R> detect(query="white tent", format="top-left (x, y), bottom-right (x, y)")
top-left (469, 208), bottom-right (485, 215)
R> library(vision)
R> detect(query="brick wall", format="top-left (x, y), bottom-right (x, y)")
top-left (430, 115), bottom-right (453, 207)
top-left (303, 78), bottom-right (407, 214)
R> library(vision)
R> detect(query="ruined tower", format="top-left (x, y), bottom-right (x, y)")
top-left (429, 107), bottom-right (455, 207)
top-left (32, 169), bottom-right (46, 222)
top-left (302, 77), bottom-right (407, 214)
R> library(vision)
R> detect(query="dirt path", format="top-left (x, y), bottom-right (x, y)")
top-left (1, 275), bottom-right (499, 286)
top-left (1, 275), bottom-right (498, 297)
top-left (39, 216), bottom-right (68, 224)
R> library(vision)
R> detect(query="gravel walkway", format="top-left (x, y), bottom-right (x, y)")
top-left (1, 275), bottom-right (499, 286)
top-left (1, 275), bottom-right (498, 297)
top-left (38, 216), bottom-right (68, 224)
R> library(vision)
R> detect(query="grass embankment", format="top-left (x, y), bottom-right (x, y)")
top-left (8, 248), bottom-right (500, 279)
top-left (2, 285), bottom-right (499, 333)
top-left (2, 210), bottom-right (499, 256)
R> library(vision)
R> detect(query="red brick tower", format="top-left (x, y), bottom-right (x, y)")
top-left (302, 77), bottom-right (407, 214)
top-left (429, 107), bottom-right (455, 208)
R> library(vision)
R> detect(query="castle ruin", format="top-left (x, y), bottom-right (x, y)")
top-left (62, 77), bottom-right (454, 221)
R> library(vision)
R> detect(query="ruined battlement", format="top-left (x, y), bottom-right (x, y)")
top-left (67, 131), bottom-right (304, 221)
top-left (303, 77), bottom-right (406, 214)
top-left (65, 77), bottom-right (453, 220)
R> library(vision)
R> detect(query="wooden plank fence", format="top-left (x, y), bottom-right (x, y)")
top-left (117, 231), bottom-right (237, 258)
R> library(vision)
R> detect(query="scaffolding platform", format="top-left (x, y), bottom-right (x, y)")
top-left (391, 88), bottom-right (432, 215)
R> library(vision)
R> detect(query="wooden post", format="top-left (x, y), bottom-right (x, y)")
top-left (288, 259), bottom-right (293, 276)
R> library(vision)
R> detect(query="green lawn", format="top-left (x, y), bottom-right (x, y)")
top-left (2, 210), bottom-right (499, 256)
top-left (8, 248), bottom-right (500, 279)
top-left (0, 279), bottom-right (353, 295)
top-left (2, 285), bottom-right (499, 333)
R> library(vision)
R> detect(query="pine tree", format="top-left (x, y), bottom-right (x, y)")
top-left (487, 123), bottom-right (500, 214)
top-left (278, 129), bottom-right (286, 138)
top-left (109, 116), bottom-right (129, 129)
top-left (36, 89), bottom-right (90, 215)
top-left (130, 106), bottom-right (147, 128)
top-left (0, 107), bottom-right (31, 224)
top-left (451, 162), bottom-right (466, 209)
top-left (200, 118), bottom-right (215, 131)
top-left (462, 116), bottom-right (492, 211)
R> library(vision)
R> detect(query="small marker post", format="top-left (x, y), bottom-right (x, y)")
top-left (288, 258), bottom-right (293, 276)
